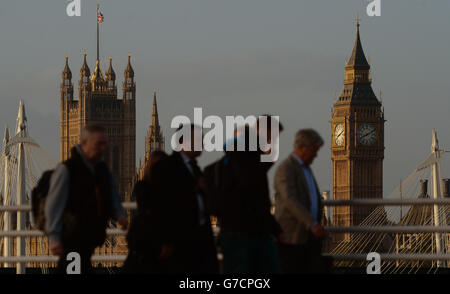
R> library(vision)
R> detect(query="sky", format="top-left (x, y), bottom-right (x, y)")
top-left (1, 0), bottom-right (450, 198)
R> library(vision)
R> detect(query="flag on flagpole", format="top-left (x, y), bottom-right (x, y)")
top-left (97, 10), bottom-right (104, 23)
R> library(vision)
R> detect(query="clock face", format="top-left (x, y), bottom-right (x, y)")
top-left (334, 123), bottom-right (345, 146)
top-left (358, 123), bottom-right (376, 145)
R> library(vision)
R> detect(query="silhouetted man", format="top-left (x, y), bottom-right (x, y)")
top-left (150, 124), bottom-right (218, 273)
top-left (204, 115), bottom-right (283, 273)
top-left (45, 125), bottom-right (128, 274)
top-left (274, 128), bottom-right (329, 273)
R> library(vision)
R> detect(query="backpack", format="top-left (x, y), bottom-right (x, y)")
top-left (31, 170), bottom-right (54, 231)
top-left (31, 163), bottom-right (68, 232)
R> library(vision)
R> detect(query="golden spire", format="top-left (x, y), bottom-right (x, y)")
top-left (91, 59), bottom-right (105, 89)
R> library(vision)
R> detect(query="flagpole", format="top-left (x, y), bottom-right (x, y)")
top-left (97, 3), bottom-right (100, 62)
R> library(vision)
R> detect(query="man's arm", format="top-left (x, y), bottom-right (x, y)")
top-left (44, 163), bottom-right (70, 244)
top-left (274, 163), bottom-right (316, 228)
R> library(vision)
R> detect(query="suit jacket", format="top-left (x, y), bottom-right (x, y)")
top-left (274, 153), bottom-right (323, 245)
top-left (150, 152), bottom-right (218, 273)
top-left (204, 150), bottom-right (282, 236)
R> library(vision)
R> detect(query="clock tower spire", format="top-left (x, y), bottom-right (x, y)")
top-left (330, 20), bottom-right (385, 245)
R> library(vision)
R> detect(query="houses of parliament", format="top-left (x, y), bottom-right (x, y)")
top-left (60, 54), bottom-right (164, 200)
top-left (56, 51), bottom-right (164, 266)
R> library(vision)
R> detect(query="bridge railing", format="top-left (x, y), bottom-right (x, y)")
top-left (1, 199), bottom-right (450, 268)
top-left (0, 202), bottom-right (136, 269)
top-left (321, 198), bottom-right (450, 262)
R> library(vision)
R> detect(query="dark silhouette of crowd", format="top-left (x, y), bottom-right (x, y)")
top-left (43, 121), bottom-right (332, 274)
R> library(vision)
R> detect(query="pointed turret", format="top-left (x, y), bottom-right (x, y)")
top-left (105, 57), bottom-right (117, 91)
top-left (80, 52), bottom-right (90, 78)
top-left (61, 56), bottom-right (74, 101)
top-left (123, 54), bottom-right (135, 100)
top-left (145, 89), bottom-right (164, 161)
top-left (124, 53), bottom-right (134, 78)
top-left (79, 52), bottom-right (92, 92)
top-left (105, 57), bottom-right (116, 81)
top-left (62, 56), bottom-right (72, 80)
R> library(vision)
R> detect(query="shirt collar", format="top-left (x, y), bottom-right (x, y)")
top-left (292, 152), bottom-right (307, 167)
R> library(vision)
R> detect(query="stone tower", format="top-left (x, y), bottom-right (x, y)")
top-left (330, 20), bottom-right (385, 243)
top-left (138, 89), bottom-right (165, 180)
top-left (145, 89), bottom-right (165, 161)
top-left (60, 53), bottom-right (136, 200)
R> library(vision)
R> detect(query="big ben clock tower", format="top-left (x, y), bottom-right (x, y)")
top-left (331, 19), bottom-right (385, 243)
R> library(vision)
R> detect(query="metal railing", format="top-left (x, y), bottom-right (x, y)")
top-left (1, 199), bottom-right (450, 268)
top-left (0, 202), bottom-right (136, 269)
top-left (322, 198), bottom-right (450, 262)
top-left (323, 198), bottom-right (450, 206)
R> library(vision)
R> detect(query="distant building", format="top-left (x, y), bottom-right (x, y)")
top-left (137, 89), bottom-right (165, 180)
top-left (330, 20), bottom-right (385, 244)
top-left (60, 53), bottom-right (136, 201)
top-left (59, 52), bottom-right (137, 268)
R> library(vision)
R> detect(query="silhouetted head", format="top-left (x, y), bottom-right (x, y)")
top-left (143, 150), bottom-right (168, 183)
top-left (80, 124), bottom-right (108, 164)
top-left (293, 129), bottom-right (323, 166)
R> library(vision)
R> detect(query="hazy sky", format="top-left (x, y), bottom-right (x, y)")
top-left (1, 0), bottom-right (450, 197)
